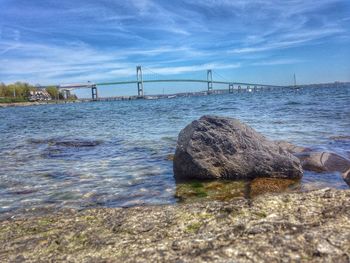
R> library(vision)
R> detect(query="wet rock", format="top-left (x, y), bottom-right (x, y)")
top-left (165, 154), bottom-right (174, 161)
top-left (8, 189), bottom-right (38, 195)
top-left (1, 189), bottom-right (349, 262)
top-left (329, 135), bottom-right (350, 141)
top-left (274, 139), bottom-right (350, 186)
top-left (52, 140), bottom-right (102, 147)
top-left (275, 140), bottom-right (311, 154)
top-left (343, 169), bottom-right (350, 185)
top-left (299, 151), bottom-right (350, 174)
top-left (175, 180), bottom-right (246, 202)
top-left (29, 137), bottom-right (102, 147)
top-left (249, 178), bottom-right (299, 197)
top-left (173, 115), bottom-right (303, 180)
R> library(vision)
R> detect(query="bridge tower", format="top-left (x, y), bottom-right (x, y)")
top-left (207, 69), bottom-right (213, 93)
top-left (91, 85), bottom-right (98, 101)
top-left (63, 89), bottom-right (71, 100)
top-left (229, 83), bottom-right (234, 93)
top-left (136, 66), bottom-right (144, 97)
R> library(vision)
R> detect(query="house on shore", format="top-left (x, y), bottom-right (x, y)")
top-left (29, 89), bottom-right (52, 101)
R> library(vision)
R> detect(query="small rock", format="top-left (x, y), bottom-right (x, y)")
top-left (329, 135), bottom-right (350, 141)
top-left (275, 141), bottom-right (311, 154)
top-left (343, 168), bottom-right (350, 186)
top-left (249, 178), bottom-right (298, 197)
top-left (165, 154), bottom-right (174, 161)
top-left (299, 152), bottom-right (350, 174)
top-left (317, 240), bottom-right (342, 255)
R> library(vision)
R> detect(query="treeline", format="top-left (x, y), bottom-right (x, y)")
top-left (0, 82), bottom-right (35, 101)
top-left (0, 82), bottom-right (76, 102)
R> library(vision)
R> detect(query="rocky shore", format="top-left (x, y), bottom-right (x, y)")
top-left (0, 188), bottom-right (349, 262)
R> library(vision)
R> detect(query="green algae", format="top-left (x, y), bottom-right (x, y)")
top-left (186, 222), bottom-right (202, 233)
top-left (175, 179), bottom-right (246, 202)
top-left (249, 177), bottom-right (300, 197)
top-left (175, 177), bottom-right (301, 203)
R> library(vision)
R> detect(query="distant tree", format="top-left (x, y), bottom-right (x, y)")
top-left (59, 91), bottom-right (65, 100)
top-left (0, 82), bottom-right (77, 103)
top-left (0, 83), bottom-right (5, 97)
top-left (5, 82), bottom-right (34, 98)
top-left (0, 82), bottom-right (35, 101)
top-left (46, 86), bottom-right (59, 99)
top-left (69, 94), bottom-right (78, 100)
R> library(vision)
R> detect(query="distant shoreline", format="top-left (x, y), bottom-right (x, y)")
top-left (1, 83), bottom-right (349, 108)
top-left (0, 100), bottom-right (81, 108)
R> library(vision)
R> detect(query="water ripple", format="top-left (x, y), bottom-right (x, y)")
top-left (0, 86), bottom-right (349, 214)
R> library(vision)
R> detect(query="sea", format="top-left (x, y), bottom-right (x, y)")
top-left (0, 86), bottom-right (349, 216)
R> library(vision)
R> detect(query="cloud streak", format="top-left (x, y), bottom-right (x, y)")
top-left (0, 0), bottom-right (349, 85)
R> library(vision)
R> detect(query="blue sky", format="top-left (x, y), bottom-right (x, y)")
top-left (1, 0), bottom-right (350, 95)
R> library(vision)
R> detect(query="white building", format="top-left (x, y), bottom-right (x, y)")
top-left (29, 89), bottom-right (52, 101)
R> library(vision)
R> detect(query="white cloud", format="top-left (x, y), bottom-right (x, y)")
top-left (0, 0), bottom-right (349, 84)
top-left (0, 39), bottom-right (236, 84)
top-left (252, 58), bottom-right (305, 66)
top-left (146, 63), bottom-right (241, 75)
top-left (230, 27), bottom-right (345, 54)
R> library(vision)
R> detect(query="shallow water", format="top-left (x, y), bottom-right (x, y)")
top-left (0, 86), bottom-right (349, 214)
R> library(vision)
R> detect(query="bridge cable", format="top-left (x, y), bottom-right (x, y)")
top-left (143, 66), bottom-right (167, 80)
top-left (212, 70), bottom-right (231, 82)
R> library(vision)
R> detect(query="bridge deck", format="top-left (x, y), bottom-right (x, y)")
top-left (96, 79), bottom-right (285, 88)
top-left (56, 79), bottom-right (287, 91)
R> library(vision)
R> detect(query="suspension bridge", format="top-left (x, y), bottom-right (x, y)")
top-left (57, 66), bottom-right (287, 101)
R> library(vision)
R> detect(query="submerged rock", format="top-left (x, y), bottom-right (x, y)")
top-left (29, 137), bottom-right (103, 147)
top-left (249, 177), bottom-right (299, 197)
top-left (175, 178), bottom-right (300, 203)
top-left (343, 169), bottom-right (350, 185)
top-left (175, 180), bottom-right (246, 202)
top-left (273, 140), bottom-right (350, 186)
top-left (275, 140), bottom-right (311, 154)
top-left (329, 135), bottom-right (350, 141)
top-left (173, 115), bottom-right (303, 180)
top-left (1, 189), bottom-right (349, 262)
top-left (165, 154), bottom-right (175, 161)
top-left (299, 151), bottom-right (350, 173)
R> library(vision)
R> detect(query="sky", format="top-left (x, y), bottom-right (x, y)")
top-left (0, 0), bottom-right (350, 95)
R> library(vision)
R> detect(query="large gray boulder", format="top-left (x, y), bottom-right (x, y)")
top-left (173, 116), bottom-right (303, 180)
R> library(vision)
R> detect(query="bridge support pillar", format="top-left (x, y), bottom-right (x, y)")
top-left (91, 85), bottom-right (98, 101)
top-left (65, 90), bottom-right (71, 100)
top-left (207, 69), bottom-right (213, 94)
top-left (229, 83), bottom-right (234, 93)
top-left (137, 66), bottom-right (144, 97)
